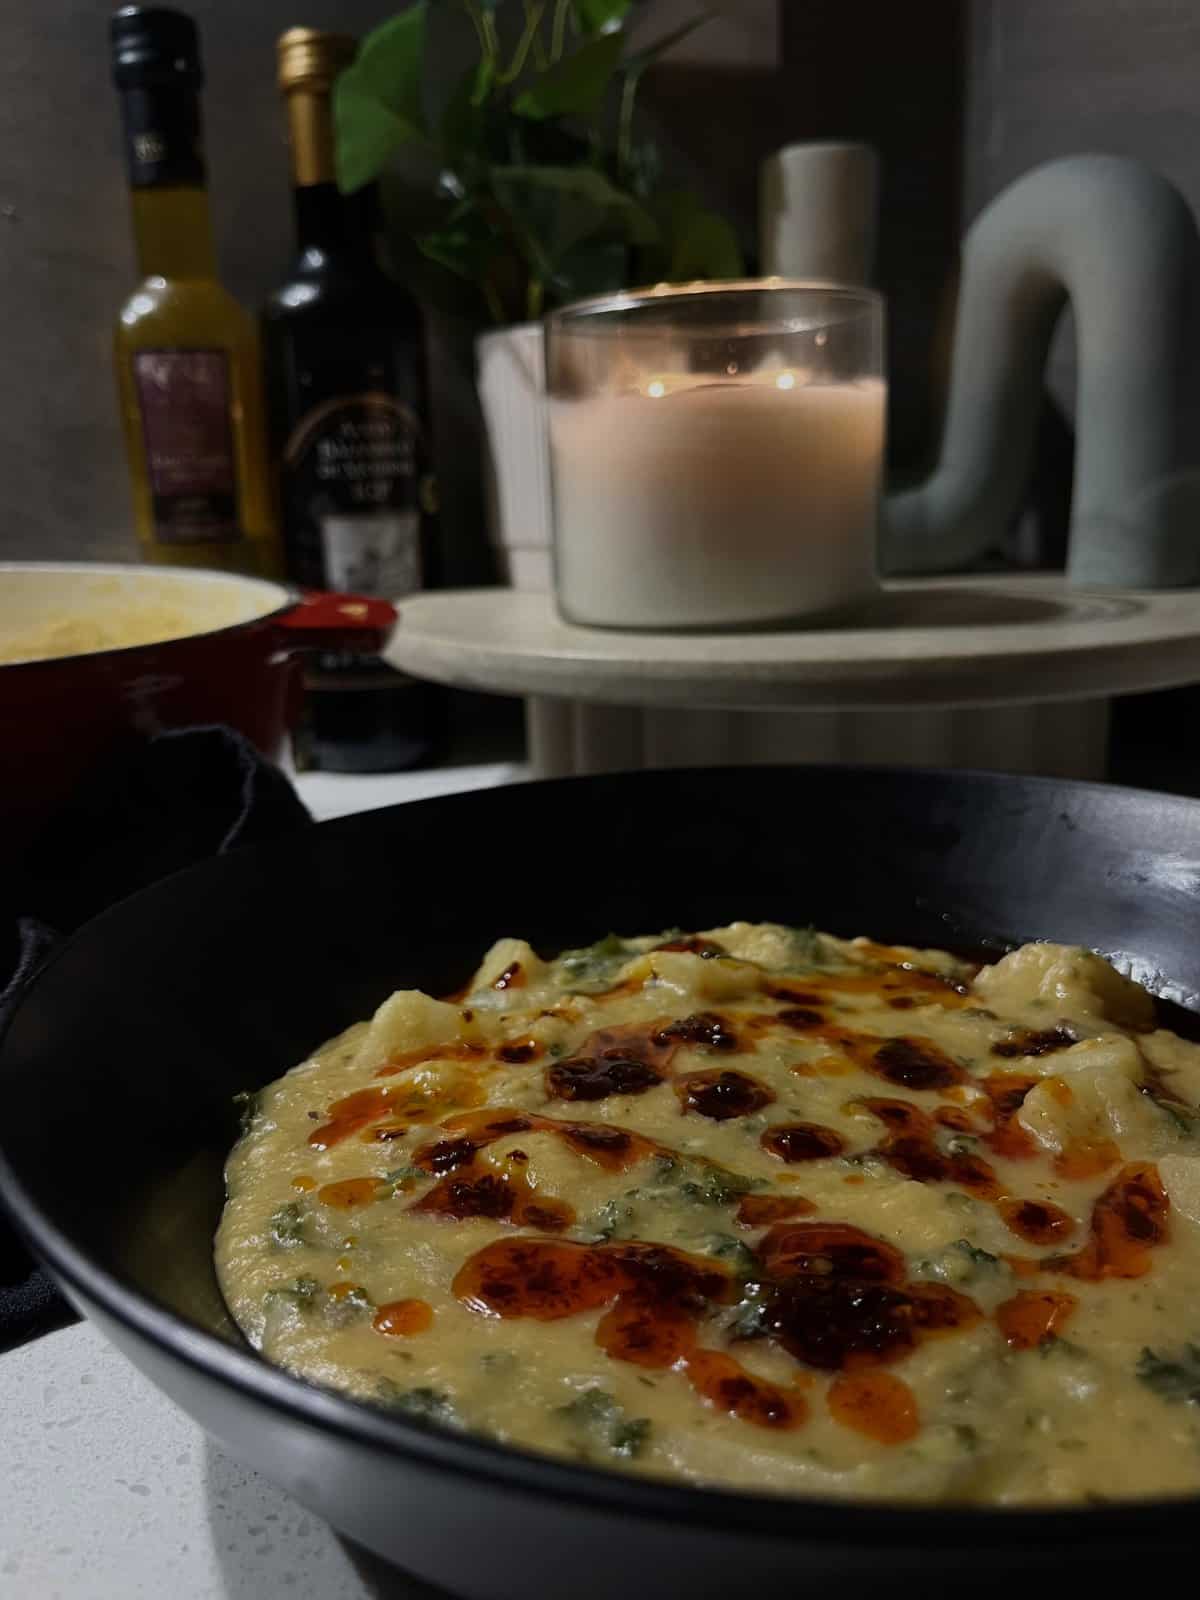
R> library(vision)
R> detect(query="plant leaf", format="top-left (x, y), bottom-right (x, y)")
top-left (355, 4), bottom-right (430, 124)
top-left (513, 30), bottom-right (625, 121)
top-left (553, 238), bottom-right (630, 302)
top-left (492, 164), bottom-right (658, 261)
top-left (334, 4), bottom-right (430, 192)
top-left (441, 58), bottom-right (496, 163)
top-left (572, 0), bottom-right (633, 32)
top-left (639, 188), bottom-right (743, 282)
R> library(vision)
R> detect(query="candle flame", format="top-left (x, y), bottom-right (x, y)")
top-left (646, 379), bottom-right (667, 398)
top-left (775, 371), bottom-right (797, 390)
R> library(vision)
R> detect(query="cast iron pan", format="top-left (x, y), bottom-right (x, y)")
top-left (3, 765), bottom-right (1200, 1598)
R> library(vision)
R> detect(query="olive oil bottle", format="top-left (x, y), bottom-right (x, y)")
top-left (111, 6), bottom-right (280, 577)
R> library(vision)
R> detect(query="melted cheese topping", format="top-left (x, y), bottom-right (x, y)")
top-left (216, 925), bottom-right (1200, 1503)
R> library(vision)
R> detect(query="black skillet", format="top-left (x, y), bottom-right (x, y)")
top-left (2, 765), bottom-right (1199, 1598)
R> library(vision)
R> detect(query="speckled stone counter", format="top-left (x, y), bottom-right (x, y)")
top-left (0, 1322), bottom-right (450, 1599)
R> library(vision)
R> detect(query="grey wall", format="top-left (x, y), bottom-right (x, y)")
top-left (966, 0), bottom-right (1200, 421)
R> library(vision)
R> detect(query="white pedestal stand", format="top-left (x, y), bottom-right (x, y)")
top-left (386, 577), bottom-right (1200, 782)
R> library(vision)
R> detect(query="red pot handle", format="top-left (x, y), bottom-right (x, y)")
top-left (278, 590), bottom-right (397, 653)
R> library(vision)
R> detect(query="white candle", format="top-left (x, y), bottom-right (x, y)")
top-left (549, 373), bottom-right (885, 629)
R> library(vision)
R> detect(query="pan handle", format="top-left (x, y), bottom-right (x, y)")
top-left (277, 591), bottom-right (397, 653)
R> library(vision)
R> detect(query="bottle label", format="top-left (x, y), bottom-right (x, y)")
top-left (133, 349), bottom-right (241, 543)
top-left (282, 392), bottom-right (425, 596)
top-left (119, 86), bottom-right (205, 189)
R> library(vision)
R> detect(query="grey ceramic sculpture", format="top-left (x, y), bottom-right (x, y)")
top-left (882, 154), bottom-right (1200, 586)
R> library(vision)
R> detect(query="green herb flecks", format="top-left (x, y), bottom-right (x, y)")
top-left (325, 1285), bottom-right (374, 1329)
top-left (557, 1387), bottom-right (652, 1459)
top-left (912, 1238), bottom-right (1001, 1286)
top-left (384, 1164), bottom-right (427, 1191)
top-left (556, 933), bottom-right (637, 993)
top-left (268, 1201), bottom-right (308, 1249)
top-left (376, 1381), bottom-right (461, 1428)
top-left (703, 1233), bottom-right (759, 1280)
top-left (609, 1417), bottom-right (652, 1458)
top-left (676, 1161), bottom-right (762, 1208)
top-left (783, 924), bottom-right (823, 969)
top-left (644, 1150), bottom-right (762, 1209)
top-left (263, 1275), bottom-right (322, 1314)
top-left (1136, 1344), bottom-right (1200, 1405)
top-left (727, 1282), bottom-right (772, 1340)
top-left (582, 1195), bottom-right (639, 1242)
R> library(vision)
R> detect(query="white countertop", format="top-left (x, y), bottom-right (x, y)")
top-left (0, 1323), bottom-right (447, 1600)
top-left (0, 761), bottom-right (525, 1600)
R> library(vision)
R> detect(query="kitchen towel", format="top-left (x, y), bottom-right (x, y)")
top-left (0, 726), bottom-right (311, 1351)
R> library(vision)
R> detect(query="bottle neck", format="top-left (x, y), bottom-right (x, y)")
top-left (131, 185), bottom-right (218, 278)
top-left (119, 82), bottom-right (218, 279)
top-left (292, 182), bottom-right (359, 257)
top-left (284, 83), bottom-right (375, 264)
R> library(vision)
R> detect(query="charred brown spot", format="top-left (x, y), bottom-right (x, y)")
top-left (991, 1026), bottom-right (1077, 1060)
top-left (413, 1159), bottom-right (574, 1230)
top-left (414, 1135), bottom-right (478, 1174)
top-left (678, 1069), bottom-right (774, 1121)
top-left (545, 1055), bottom-right (663, 1101)
top-left (561, 1124), bottom-right (633, 1158)
top-left (887, 997), bottom-right (918, 1010)
top-left (498, 1039), bottom-right (543, 1064)
top-left (417, 1172), bottom-right (515, 1220)
top-left (855, 1096), bottom-right (1000, 1197)
top-left (760, 1122), bottom-right (845, 1162)
top-left (759, 1222), bottom-right (906, 1284)
top-left (765, 1277), bottom-right (918, 1370)
top-left (654, 1011), bottom-right (741, 1053)
top-left (764, 1267), bottom-right (979, 1372)
top-left (999, 1197), bottom-right (1075, 1246)
top-left (869, 1037), bottom-right (965, 1090)
top-left (1051, 1163), bottom-right (1169, 1280)
top-left (686, 1349), bottom-right (804, 1429)
top-left (776, 1007), bottom-right (825, 1030)
top-left (736, 1193), bottom-right (817, 1225)
top-left (980, 1073), bottom-right (1040, 1160)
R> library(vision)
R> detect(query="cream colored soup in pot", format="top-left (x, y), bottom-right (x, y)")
top-left (216, 925), bottom-right (1200, 1503)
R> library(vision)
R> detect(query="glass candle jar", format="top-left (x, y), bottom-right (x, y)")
top-left (546, 280), bottom-right (885, 630)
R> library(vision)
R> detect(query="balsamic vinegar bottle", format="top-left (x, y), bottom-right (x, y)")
top-left (265, 27), bottom-right (440, 772)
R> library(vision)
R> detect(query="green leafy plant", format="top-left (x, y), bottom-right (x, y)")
top-left (335, 0), bottom-right (743, 323)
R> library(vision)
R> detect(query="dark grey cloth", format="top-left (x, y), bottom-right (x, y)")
top-left (0, 727), bottom-right (311, 1351)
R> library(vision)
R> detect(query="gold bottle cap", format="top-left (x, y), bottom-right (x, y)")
top-left (276, 28), bottom-right (357, 93)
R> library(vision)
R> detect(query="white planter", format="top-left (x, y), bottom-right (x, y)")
top-left (476, 321), bottom-right (553, 593)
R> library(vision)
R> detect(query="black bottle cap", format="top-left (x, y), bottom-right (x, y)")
top-left (111, 7), bottom-right (203, 90)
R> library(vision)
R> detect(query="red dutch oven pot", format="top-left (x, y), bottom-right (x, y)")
top-left (0, 562), bottom-right (396, 862)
